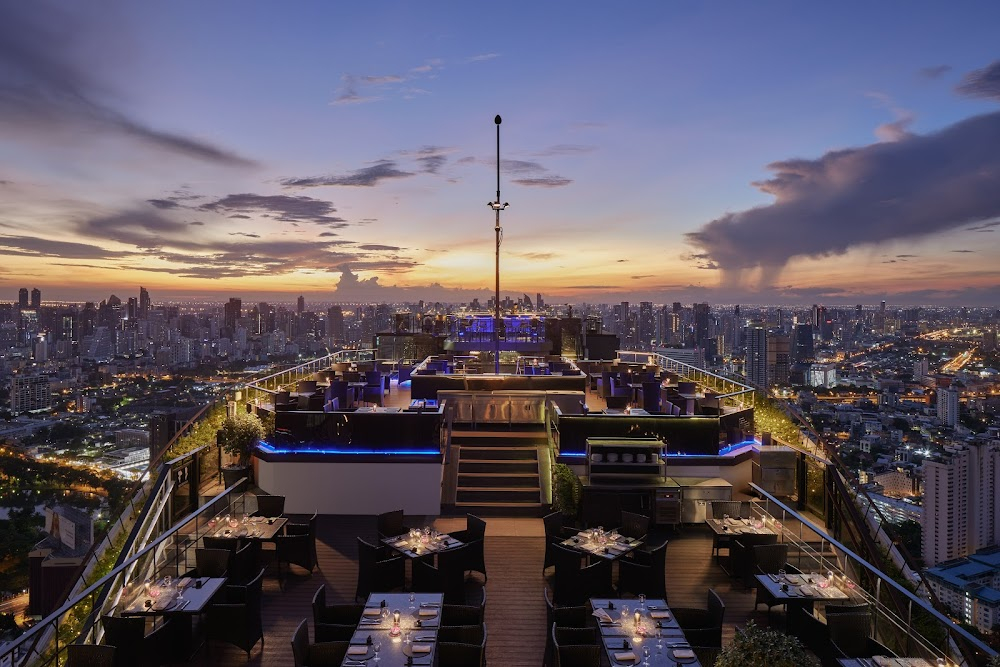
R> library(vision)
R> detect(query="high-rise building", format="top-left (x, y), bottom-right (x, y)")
top-left (937, 387), bottom-right (960, 427)
top-left (792, 323), bottom-right (814, 363)
top-left (18, 288), bottom-right (28, 309)
top-left (745, 325), bottom-right (767, 387)
top-left (30, 288), bottom-right (41, 309)
top-left (224, 297), bottom-right (242, 332)
top-left (638, 302), bottom-right (655, 348)
top-left (536, 293), bottom-right (544, 310)
top-left (766, 332), bottom-right (790, 386)
top-left (922, 440), bottom-right (1000, 566)
top-left (693, 303), bottom-right (711, 347)
top-left (11, 374), bottom-right (52, 414)
top-left (297, 295), bottom-right (305, 313)
top-left (139, 286), bottom-right (151, 318)
top-left (327, 306), bottom-right (344, 343)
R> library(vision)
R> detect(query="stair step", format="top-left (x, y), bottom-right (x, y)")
top-left (459, 448), bottom-right (538, 461)
top-left (456, 488), bottom-right (541, 504)
top-left (458, 461), bottom-right (538, 474)
top-left (447, 502), bottom-right (544, 517)
top-left (458, 473), bottom-right (539, 488)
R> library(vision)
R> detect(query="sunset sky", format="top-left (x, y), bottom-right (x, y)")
top-left (2, 2), bottom-right (1000, 306)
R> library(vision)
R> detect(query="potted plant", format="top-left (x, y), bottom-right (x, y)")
top-left (552, 463), bottom-right (582, 525)
top-left (715, 621), bottom-right (819, 667)
top-left (218, 410), bottom-right (266, 489)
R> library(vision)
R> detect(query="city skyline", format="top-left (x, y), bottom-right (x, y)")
top-left (2, 3), bottom-right (1000, 305)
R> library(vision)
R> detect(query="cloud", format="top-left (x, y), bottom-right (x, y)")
top-left (517, 252), bottom-right (556, 261)
top-left (281, 161), bottom-right (415, 187)
top-left (951, 249), bottom-right (975, 253)
top-left (512, 176), bottom-right (572, 188)
top-left (200, 193), bottom-right (347, 225)
top-left (362, 75), bottom-right (404, 84)
top-left (229, 232), bottom-right (260, 238)
top-left (189, 221), bottom-right (204, 226)
top-left (331, 75), bottom-right (381, 106)
top-left (531, 144), bottom-right (596, 157)
top-left (147, 199), bottom-right (180, 209)
top-left (956, 60), bottom-right (1000, 101)
top-left (0, 4), bottom-right (255, 167)
top-left (357, 244), bottom-right (403, 251)
top-left (76, 210), bottom-right (190, 249)
top-left (398, 146), bottom-right (454, 174)
top-left (920, 65), bottom-right (952, 79)
top-left (896, 254), bottom-right (918, 258)
top-left (867, 92), bottom-right (915, 142)
top-left (466, 53), bottom-right (500, 63)
top-left (968, 220), bottom-right (1000, 232)
top-left (631, 275), bottom-right (654, 280)
top-left (0, 234), bottom-right (132, 260)
top-left (686, 110), bottom-right (1000, 289)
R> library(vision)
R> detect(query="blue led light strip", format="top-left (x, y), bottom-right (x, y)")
top-left (258, 442), bottom-right (439, 456)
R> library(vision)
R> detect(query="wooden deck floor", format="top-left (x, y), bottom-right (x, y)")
top-left (169, 516), bottom-right (772, 667)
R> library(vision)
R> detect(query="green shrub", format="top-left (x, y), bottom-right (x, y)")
top-left (552, 463), bottom-right (581, 519)
top-left (715, 621), bottom-right (819, 667)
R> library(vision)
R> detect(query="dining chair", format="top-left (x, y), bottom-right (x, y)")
top-left (543, 512), bottom-right (568, 573)
top-left (633, 539), bottom-right (668, 598)
top-left (441, 589), bottom-right (486, 626)
top-left (253, 494), bottom-right (285, 518)
top-left (670, 588), bottom-right (725, 648)
top-left (550, 543), bottom-right (584, 606)
top-left (291, 618), bottom-right (348, 667)
top-left (355, 537), bottom-right (405, 602)
top-left (438, 623), bottom-right (485, 644)
top-left (448, 514), bottom-right (488, 582)
top-left (313, 622), bottom-right (355, 642)
top-left (413, 548), bottom-right (467, 604)
top-left (203, 536), bottom-right (240, 553)
top-left (828, 611), bottom-right (878, 659)
top-left (229, 543), bottom-right (259, 585)
top-left (620, 511), bottom-right (650, 541)
top-left (205, 567), bottom-right (266, 659)
top-left (551, 623), bottom-right (601, 667)
top-left (100, 614), bottom-right (173, 667)
top-left (312, 584), bottom-right (364, 626)
top-left (65, 644), bottom-right (116, 667)
top-left (579, 558), bottom-right (613, 603)
top-left (274, 512), bottom-right (318, 576)
top-left (731, 533), bottom-right (778, 588)
top-left (193, 547), bottom-right (231, 578)
top-left (753, 543), bottom-right (790, 613)
top-left (436, 631), bottom-right (487, 667)
top-left (376, 509), bottom-right (410, 540)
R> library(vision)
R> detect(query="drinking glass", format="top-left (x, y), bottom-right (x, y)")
top-left (642, 646), bottom-right (650, 666)
top-left (381, 607), bottom-right (390, 624)
top-left (373, 641), bottom-right (381, 662)
top-left (638, 594), bottom-right (646, 610)
top-left (777, 568), bottom-right (786, 583)
top-left (409, 592), bottom-right (416, 609)
top-left (163, 575), bottom-right (172, 590)
top-left (655, 627), bottom-right (663, 651)
top-left (403, 630), bottom-right (411, 645)
top-left (620, 604), bottom-right (630, 625)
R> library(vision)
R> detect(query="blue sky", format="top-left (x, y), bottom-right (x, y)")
top-left (2, 1), bottom-right (1000, 305)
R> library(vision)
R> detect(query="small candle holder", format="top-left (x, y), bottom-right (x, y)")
top-left (389, 609), bottom-right (401, 637)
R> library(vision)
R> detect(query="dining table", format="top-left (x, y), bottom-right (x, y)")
top-left (381, 529), bottom-right (464, 560)
top-left (341, 592), bottom-right (444, 667)
top-left (208, 515), bottom-right (288, 541)
top-left (755, 572), bottom-right (853, 635)
top-left (561, 529), bottom-right (643, 561)
top-left (122, 576), bottom-right (227, 659)
top-left (589, 598), bottom-right (701, 666)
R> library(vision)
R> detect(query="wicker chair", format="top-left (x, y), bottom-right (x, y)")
top-left (631, 539), bottom-right (668, 600)
top-left (543, 588), bottom-right (591, 667)
top-left (290, 618), bottom-right (348, 667)
top-left (671, 589), bottom-right (725, 648)
top-left (753, 543), bottom-right (790, 613)
top-left (578, 558), bottom-right (613, 603)
top-left (551, 623), bottom-right (601, 667)
top-left (203, 536), bottom-right (240, 553)
top-left (274, 512), bottom-right (318, 576)
top-left (438, 623), bottom-right (485, 644)
top-left (543, 511), bottom-right (570, 573)
top-left (437, 628), bottom-right (487, 667)
top-left (312, 584), bottom-right (363, 626)
top-left (376, 509), bottom-right (410, 540)
top-left (442, 589), bottom-right (486, 627)
top-left (731, 534), bottom-right (778, 588)
top-left (100, 615), bottom-right (172, 667)
top-left (828, 611), bottom-right (880, 660)
top-left (65, 645), bottom-right (116, 667)
top-left (313, 623), bottom-right (355, 642)
top-left (229, 543), bottom-right (259, 585)
top-left (193, 547), bottom-right (231, 578)
top-left (620, 511), bottom-right (650, 540)
top-left (413, 546), bottom-right (467, 604)
top-left (355, 537), bottom-right (405, 601)
top-left (550, 543), bottom-right (584, 606)
top-left (253, 494), bottom-right (285, 518)
top-left (449, 514), bottom-right (488, 582)
top-left (205, 567), bottom-right (266, 659)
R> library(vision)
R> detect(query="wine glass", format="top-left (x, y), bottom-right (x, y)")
top-left (638, 593), bottom-right (646, 610)
top-left (381, 607), bottom-right (390, 625)
top-left (655, 626), bottom-right (663, 651)
top-left (409, 592), bottom-right (416, 609)
top-left (373, 640), bottom-right (381, 663)
top-left (620, 604), bottom-right (630, 626)
top-left (777, 567), bottom-right (786, 583)
top-left (642, 646), bottom-right (651, 666)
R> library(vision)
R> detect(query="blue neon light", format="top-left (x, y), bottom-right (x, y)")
top-left (258, 442), bottom-right (439, 456)
top-left (560, 452), bottom-right (587, 457)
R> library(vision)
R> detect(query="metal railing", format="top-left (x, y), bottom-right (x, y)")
top-left (615, 350), bottom-right (756, 412)
top-left (1, 479), bottom-right (251, 667)
top-left (748, 483), bottom-right (997, 666)
top-left (243, 349), bottom-right (376, 406)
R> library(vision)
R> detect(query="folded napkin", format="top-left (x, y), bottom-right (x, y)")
top-left (608, 545), bottom-right (626, 553)
top-left (347, 646), bottom-right (369, 656)
top-left (418, 609), bottom-right (438, 617)
top-left (800, 585), bottom-right (815, 596)
top-left (650, 610), bottom-right (671, 619)
top-left (672, 648), bottom-right (695, 659)
top-left (593, 608), bottom-right (614, 623)
top-left (613, 651), bottom-right (636, 663)
top-left (872, 658), bottom-right (895, 667)
top-left (411, 644), bottom-right (431, 654)
top-left (152, 595), bottom-right (175, 611)
top-left (363, 608), bottom-right (382, 616)
top-left (177, 577), bottom-right (192, 590)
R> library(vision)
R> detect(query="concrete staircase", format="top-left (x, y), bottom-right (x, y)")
top-left (450, 428), bottom-right (547, 517)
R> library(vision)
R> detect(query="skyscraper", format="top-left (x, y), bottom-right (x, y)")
top-left (922, 440), bottom-right (1000, 566)
top-left (327, 306), bottom-right (344, 344)
top-left (937, 386), bottom-right (960, 427)
top-left (745, 325), bottom-right (767, 387)
top-left (30, 288), bottom-right (41, 309)
top-left (18, 288), bottom-right (28, 309)
top-left (297, 295), bottom-right (305, 313)
top-left (139, 286), bottom-right (151, 318)
top-left (766, 332), bottom-right (790, 386)
top-left (693, 303), bottom-right (711, 347)
top-left (792, 323), bottom-right (815, 363)
top-left (638, 301), bottom-right (655, 348)
top-left (224, 297), bottom-right (242, 331)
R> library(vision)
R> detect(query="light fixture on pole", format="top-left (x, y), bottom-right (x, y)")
top-left (488, 114), bottom-right (509, 375)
